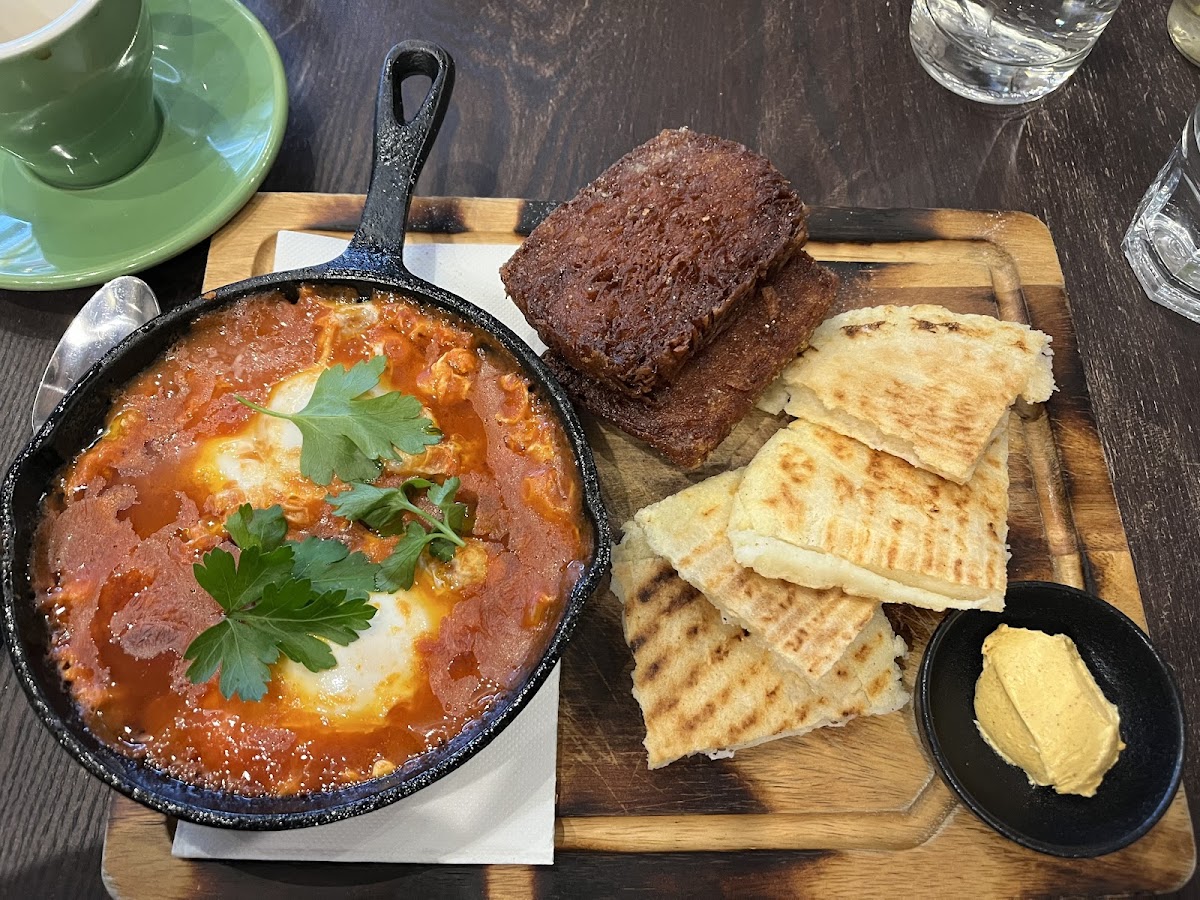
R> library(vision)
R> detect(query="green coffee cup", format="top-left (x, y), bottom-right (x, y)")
top-left (0, 0), bottom-right (161, 189)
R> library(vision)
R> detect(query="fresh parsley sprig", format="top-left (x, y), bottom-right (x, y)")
top-left (184, 505), bottom-right (379, 701)
top-left (219, 505), bottom-right (380, 600)
top-left (328, 478), bottom-right (468, 591)
top-left (235, 357), bottom-right (442, 485)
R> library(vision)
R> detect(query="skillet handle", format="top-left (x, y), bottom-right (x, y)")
top-left (336, 41), bottom-right (454, 277)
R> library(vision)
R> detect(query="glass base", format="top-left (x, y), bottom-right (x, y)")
top-left (911, 47), bottom-right (1065, 105)
top-left (1123, 220), bottom-right (1200, 326)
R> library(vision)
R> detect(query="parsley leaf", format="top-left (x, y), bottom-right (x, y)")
top-left (290, 536), bottom-right (379, 602)
top-left (234, 357), bottom-right (442, 485)
top-left (322, 482), bottom-right (400, 531)
top-left (183, 618), bottom-right (277, 703)
top-left (245, 579), bottom-right (376, 669)
top-left (184, 509), bottom-right (381, 700)
top-left (376, 522), bottom-right (433, 592)
top-left (327, 478), bottom-right (468, 591)
top-left (225, 504), bottom-right (288, 552)
top-left (221, 507), bottom-right (378, 600)
top-left (184, 573), bottom-right (375, 701)
top-left (426, 478), bottom-right (468, 535)
top-left (192, 545), bottom-right (294, 615)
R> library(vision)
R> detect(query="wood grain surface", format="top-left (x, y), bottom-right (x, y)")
top-left (2, 1), bottom-right (1199, 897)
top-left (94, 194), bottom-right (1193, 897)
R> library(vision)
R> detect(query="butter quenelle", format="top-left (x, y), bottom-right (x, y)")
top-left (973, 624), bottom-right (1124, 798)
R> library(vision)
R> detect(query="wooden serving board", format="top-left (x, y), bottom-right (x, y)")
top-left (102, 194), bottom-right (1196, 899)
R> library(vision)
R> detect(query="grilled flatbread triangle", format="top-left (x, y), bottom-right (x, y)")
top-left (728, 418), bottom-right (1009, 612)
top-left (761, 304), bottom-right (1052, 483)
top-left (614, 522), bottom-right (909, 769)
top-left (634, 469), bottom-right (877, 682)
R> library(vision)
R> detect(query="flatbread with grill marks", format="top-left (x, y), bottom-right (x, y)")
top-left (613, 522), bottom-right (908, 769)
top-left (728, 418), bottom-right (1010, 612)
top-left (759, 304), bottom-right (1053, 484)
top-left (634, 469), bottom-right (877, 682)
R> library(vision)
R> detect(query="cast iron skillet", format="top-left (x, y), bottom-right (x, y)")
top-left (0, 41), bottom-right (610, 829)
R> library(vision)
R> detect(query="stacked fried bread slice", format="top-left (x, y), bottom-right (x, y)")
top-left (728, 418), bottom-right (1010, 612)
top-left (760, 305), bottom-right (1054, 483)
top-left (614, 522), bottom-right (909, 769)
top-left (544, 249), bottom-right (838, 467)
top-left (634, 469), bottom-right (877, 682)
top-left (502, 127), bottom-right (838, 468)
top-left (501, 128), bottom-right (807, 398)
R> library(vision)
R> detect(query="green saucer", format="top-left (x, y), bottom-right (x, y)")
top-left (0, 0), bottom-right (287, 291)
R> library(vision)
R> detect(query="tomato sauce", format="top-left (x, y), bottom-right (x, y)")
top-left (33, 286), bottom-right (590, 795)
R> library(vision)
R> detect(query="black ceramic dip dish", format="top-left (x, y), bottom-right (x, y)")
top-left (915, 580), bottom-right (1185, 858)
top-left (0, 41), bottom-right (610, 830)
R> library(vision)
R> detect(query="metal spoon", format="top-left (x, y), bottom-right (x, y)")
top-left (30, 276), bottom-right (161, 433)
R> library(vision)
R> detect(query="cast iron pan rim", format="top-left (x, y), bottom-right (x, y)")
top-left (914, 579), bottom-right (1186, 858)
top-left (0, 40), bottom-right (611, 830)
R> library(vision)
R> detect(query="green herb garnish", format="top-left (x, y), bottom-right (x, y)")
top-left (218, 504), bottom-right (379, 602)
top-left (183, 505), bottom-right (379, 701)
top-left (235, 357), bottom-right (442, 485)
top-left (289, 535), bottom-right (380, 600)
top-left (328, 478), bottom-right (468, 591)
top-left (225, 502), bottom-right (288, 551)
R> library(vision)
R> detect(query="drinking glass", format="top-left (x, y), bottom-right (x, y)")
top-left (0, 0), bottom-right (160, 188)
top-left (910, 0), bottom-right (1122, 105)
top-left (1124, 102), bottom-right (1200, 324)
top-left (1169, 0), bottom-right (1200, 66)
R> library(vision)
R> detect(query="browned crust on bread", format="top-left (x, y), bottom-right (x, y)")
top-left (545, 251), bottom-right (838, 468)
top-left (501, 128), bottom-right (807, 397)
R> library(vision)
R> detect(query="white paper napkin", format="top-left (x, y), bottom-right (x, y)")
top-left (171, 230), bottom-right (557, 864)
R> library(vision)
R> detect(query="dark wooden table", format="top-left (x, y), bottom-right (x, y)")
top-left (1, 1), bottom-right (1197, 896)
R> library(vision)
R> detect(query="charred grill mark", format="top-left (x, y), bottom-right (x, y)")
top-left (663, 584), bottom-right (700, 615)
top-left (912, 317), bottom-right (962, 333)
top-left (676, 661), bottom-right (702, 691)
top-left (626, 614), bottom-right (663, 651)
top-left (634, 564), bottom-right (678, 604)
top-left (647, 694), bottom-right (680, 720)
top-left (710, 635), bottom-right (737, 663)
top-left (733, 708), bottom-right (762, 736)
top-left (713, 682), bottom-right (733, 708)
top-left (868, 670), bottom-right (892, 694)
top-left (840, 321), bottom-right (886, 338)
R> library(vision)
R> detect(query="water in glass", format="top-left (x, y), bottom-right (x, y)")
top-left (910, 0), bottom-right (1121, 104)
